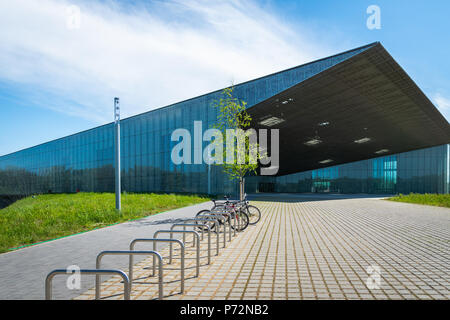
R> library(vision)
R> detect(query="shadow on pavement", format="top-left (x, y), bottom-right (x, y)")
top-left (247, 193), bottom-right (392, 203)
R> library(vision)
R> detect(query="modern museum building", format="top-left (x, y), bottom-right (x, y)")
top-left (1, 42), bottom-right (449, 197)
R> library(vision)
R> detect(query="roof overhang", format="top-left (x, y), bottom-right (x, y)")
top-left (248, 43), bottom-right (450, 176)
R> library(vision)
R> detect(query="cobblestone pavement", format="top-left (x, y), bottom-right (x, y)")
top-left (0, 201), bottom-right (212, 300)
top-left (76, 197), bottom-right (450, 300)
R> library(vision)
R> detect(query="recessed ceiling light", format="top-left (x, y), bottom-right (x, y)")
top-left (319, 159), bottom-right (333, 164)
top-left (304, 138), bottom-right (322, 146)
top-left (281, 98), bottom-right (294, 105)
top-left (354, 137), bottom-right (371, 144)
top-left (259, 116), bottom-right (285, 127)
top-left (375, 149), bottom-right (389, 154)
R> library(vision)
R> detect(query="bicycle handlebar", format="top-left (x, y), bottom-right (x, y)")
top-left (213, 194), bottom-right (248, 206)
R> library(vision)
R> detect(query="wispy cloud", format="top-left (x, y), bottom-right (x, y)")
top-left (0, 0), bottom-right (332, 123)
top-left (433, 93), bottom-right (450, 122)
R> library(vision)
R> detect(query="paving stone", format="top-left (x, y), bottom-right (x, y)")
top-left (71, 197), bottom-right (449, 300)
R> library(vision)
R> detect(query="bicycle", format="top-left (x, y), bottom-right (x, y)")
top-left (212, 194), bottom-right (261, 225)
top-left (196, 198), bottom-right (250, 232)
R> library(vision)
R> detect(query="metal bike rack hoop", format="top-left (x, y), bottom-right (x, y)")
top-left (198, 213), bottom-right (228, 248)
top-left (210, 209), bottom-right (233, 245)
top-left (183, 217), bottom-right (220, 256)
top-left (129, 238), bottom-right (185, 294)
top-left (171, 223), bottom-right (211, 265)
top-left (95, 250), bottom-right (163, 300)
top-left (45, 269), bottom-right (130, 300)
top-left (153, 230), bottom-right (200, 277)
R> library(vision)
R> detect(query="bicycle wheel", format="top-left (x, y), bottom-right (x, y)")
top-left (195, 209), bottom-right (216, 231)
top-left (246, 205), bottom-right (261, 225)
top-left (232, 210), bottom-right (249, 231)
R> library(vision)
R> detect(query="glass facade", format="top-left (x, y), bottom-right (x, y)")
top-left (0, 44), bottom-right (371, 196)
top-left (246, 144), bottom-right (450, 194)
top-left (0, 42), bottom-right (447, 196)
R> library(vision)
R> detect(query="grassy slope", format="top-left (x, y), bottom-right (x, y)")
top-left (0, 192), bottom-right (209, 253)
top-left (387, 193), bottom-right (450, 208)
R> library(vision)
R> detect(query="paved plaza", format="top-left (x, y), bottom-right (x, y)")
top-left (75, 195), bottom-right (450, 300)
top-left (0, 202), bottom-right (212, 300)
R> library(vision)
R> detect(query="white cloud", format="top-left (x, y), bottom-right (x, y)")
top-left (433, 93), bottom-right (450, 122)
top-left (0, 0), bottom-right (332, 123)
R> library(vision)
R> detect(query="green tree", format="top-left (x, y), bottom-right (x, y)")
top-left (211, 86), bottom-right (264, 199)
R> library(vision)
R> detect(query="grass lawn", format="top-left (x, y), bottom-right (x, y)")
top-left (387, 193), bottom-right (450, 208)
top-left (0, 192), bottom-right (209, 253)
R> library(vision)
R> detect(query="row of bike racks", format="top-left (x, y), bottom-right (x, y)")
top-left (45, 208), bottom-right (242, 300)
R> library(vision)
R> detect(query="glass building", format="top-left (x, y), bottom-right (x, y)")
top-left (247, 144), bottom-right (449, 194)
top-left (1, 42), bottom-right (449, 196)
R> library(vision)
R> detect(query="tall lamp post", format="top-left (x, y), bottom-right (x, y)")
top-left (114, 97), bottom-right (121, 211)
top-left (208, 161), bottom-right (211, 195)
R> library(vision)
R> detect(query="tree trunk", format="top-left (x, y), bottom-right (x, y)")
top-left (239, 177), bottom-right (245, 201)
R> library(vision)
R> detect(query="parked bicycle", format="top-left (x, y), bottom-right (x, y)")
top-left (212, 194), bottom-right (261, 225)
top-left (196, 197), bottom-right (250, 232)
top-left (195, 193), bottom-right (261, 233)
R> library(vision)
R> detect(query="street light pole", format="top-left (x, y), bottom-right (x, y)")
top-left (208, 162), bottom-right (211, 195)
top-left (114, 97), bottom-right (121, 211)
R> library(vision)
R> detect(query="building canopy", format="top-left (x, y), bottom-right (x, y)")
top-left (248, 42), bottom-right (450, 176)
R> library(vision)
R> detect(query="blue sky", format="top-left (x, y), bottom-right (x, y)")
top-left (0, 0), bottom-right (449, 156)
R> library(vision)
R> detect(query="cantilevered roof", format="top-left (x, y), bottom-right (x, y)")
top-left (248, 42), bottom-right (450, 176)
